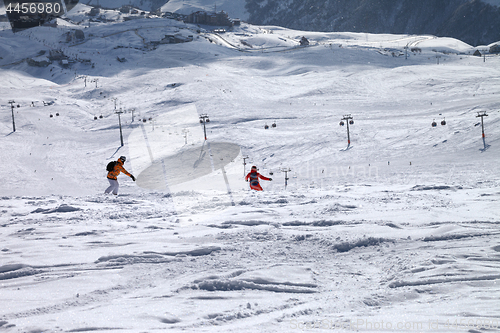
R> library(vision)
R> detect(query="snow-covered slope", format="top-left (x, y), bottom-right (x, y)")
top-left (245, 0), bottom-right (500, 47)
top-left (80, 0), bottom-right (249, 19)
top-left (0, 15), bottom-right (499, 333)
top-left (161, 0), bottom-right (248, 20)
top-left (84, 0), bottom-right (167, 11)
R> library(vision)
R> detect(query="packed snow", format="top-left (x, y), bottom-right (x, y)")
top-left (0, 5), bottom-right (499, 333)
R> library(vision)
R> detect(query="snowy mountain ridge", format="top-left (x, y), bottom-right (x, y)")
top-left (0, 11), bottom-right (499, 333)
top-left (82, 0), bottom-right (249, 19)
top-left (245, 0), bottom-right (500, 46)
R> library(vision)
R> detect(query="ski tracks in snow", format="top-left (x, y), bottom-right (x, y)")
top-left (0, 185), bottom-right (499, 331)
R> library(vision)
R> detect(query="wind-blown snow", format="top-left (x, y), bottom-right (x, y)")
top-left (0, 11), bottom-right (499, 333)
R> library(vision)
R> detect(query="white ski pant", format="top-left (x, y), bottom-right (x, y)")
top-left (105, 179), bottom-right (119, 195)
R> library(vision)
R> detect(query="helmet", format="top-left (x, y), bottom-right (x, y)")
top-left (119, 156), bottom-right (126, 163)
top-left (251, 166), bottom-right (257, 170)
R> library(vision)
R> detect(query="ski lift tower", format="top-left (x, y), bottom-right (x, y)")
top-left (182, 128), bottom-right (189, 145)
top-left (281, 167), bottom-right (291, 189)
top-left (243, 156), bottom-right (250, 177)
top-left (340, 114), bottom-right (354, 147)
top-left (116, 108), bottom-right (124, 147)
top-left (8, 100), bottom-right (16, 132)
top-left (476, 111), bottom-right (488, 149)
top-left (130, 108), bottom-right (136, 122)
top-left (199, 114), bottom-right (210, 140)
top-left (476, 111), bottom-right (488, 139)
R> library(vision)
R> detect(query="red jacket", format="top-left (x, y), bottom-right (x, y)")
top-left (245, 171), bottom-right (270, 182)
top-left (107, 159), bottom-right (132, 180)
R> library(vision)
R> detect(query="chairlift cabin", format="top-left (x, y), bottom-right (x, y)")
top-left (264, 124), bottom-right (269, 129)
top-left (99, 115), bottom-right (103, 119)
top-left (339, 121), bottom-right (345, 126)
top-left (50, 114), bottom-right (53, 118)
top-left (432, 121), bottom-right (437, 127)
top-left (143, 118), bottom-right (147, 123)
top-left (56, 113), bottom-right (59, 116)
top-left (441, 119), bottom-right (446, 126)
top-left (272, 122), bottom-right (276, 128)
top-left (349, 120), bottom-right (354, 125)
top-left (94, 116), bottom-right (98, 120)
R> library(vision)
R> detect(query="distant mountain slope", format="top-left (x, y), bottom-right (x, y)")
top-left (161, 0), bottom-right (249, 20)
top-left (82, 0), bottom-right (249, 19)
top-left (245, 0), bottom-right (500, 46)
top-left (480, 0), bottom-right (500, 6)
top-left (84, 0), bottom-right (167, 11)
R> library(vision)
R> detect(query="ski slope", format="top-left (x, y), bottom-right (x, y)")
top-left (0, 8), bottom-right (499, 333)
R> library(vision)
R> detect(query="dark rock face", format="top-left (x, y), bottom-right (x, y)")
top-left (245, 0), bottom-right (500, 46)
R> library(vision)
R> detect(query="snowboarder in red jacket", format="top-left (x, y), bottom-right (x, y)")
top-left (245, 166), bottom-right (272, 191)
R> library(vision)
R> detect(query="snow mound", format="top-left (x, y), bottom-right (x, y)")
top-left (191, 265), bottom-right (317, 293)
top-left (0, 264), bottom-right (44, 280)
top-left (332, 237), bottom-right (394, 253)
top-left (412, 185), bottom-right (462, 191)
top-left (389, 274), bottom-right (500, 288)
top-left (96, 246), bottom-right (221, 265)
top-left (96, 254), bottom-right (178, 266)
top-left (194, 279), bottom-right (316, 293)
top-left (423, 232), bottom-right (492, 242)
top-left (31, 204), bottom-right (81, 214)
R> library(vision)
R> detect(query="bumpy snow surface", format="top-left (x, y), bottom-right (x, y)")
top-left (0, 7), bottom-right (499, 333)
